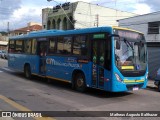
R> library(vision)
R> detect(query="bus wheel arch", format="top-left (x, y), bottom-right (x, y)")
top-left (72, 70), bottom-right (86, 92)
top-left (24, 63), bottom-right (31, 79)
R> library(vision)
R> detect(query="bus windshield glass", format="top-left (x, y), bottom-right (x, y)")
top-left (114, 29), bottom-right (147, 72)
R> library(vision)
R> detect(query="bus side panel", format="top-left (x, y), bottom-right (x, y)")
top-left (74, 62), bottom-right (92, 87)
top-left (46, 56), bottom-right (91, 84)
top-left (8, 54), bottom-right (40, 74)
top-left (46, 56), bottom-right (73, 81)
top-left (28, 55), bottom-right (40, 74)
top-left (8, 54), bottom-right (16, 70)
top-left (104, 70), bottom-right (112, 91)
top-left (8, 54), bottom-right (25, 71)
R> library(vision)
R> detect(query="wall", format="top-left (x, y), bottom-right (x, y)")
top-left (74, 2), bottom-right (136, 29)
top-left (148, 47), bottom-right (160, 79)
top-left (119, 12), bottom-right (160, 42)
top-left (43, 1), bottom-right (136, 30)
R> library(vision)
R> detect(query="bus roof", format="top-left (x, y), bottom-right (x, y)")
top-left (10, 26), bottom-right (112, 40)
top-left (112, 26), bottom-right (143, 34)
top-left (9, 26), bottom-right (143, 40)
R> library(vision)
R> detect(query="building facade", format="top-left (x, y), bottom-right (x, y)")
top-left (42, 1), bottom-right (136, 30)
top-left (118, 11), bottom-right (160, 44)
top-left (0, 33), bottom-right (8, 50)
top-left (118, 11), bottom-right (160, 79)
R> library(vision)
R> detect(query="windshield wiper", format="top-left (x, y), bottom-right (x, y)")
top-left (124, 38), bottom-right (133, 50)
top-left (123, 38), bottom-right (135, 60)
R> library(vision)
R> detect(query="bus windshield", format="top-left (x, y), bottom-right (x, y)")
top-left (114, 29), bottom-right (147, 72)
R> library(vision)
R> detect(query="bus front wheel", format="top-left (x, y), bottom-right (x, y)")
top-left (24, 65), bottom-right (31, 79)
top-left (74, 73), bottom-right (86, 92)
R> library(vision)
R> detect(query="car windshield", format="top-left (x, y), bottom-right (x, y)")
top-left (114, 29), bottom-right (147, 71)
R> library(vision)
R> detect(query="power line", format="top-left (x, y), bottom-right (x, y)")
top-left (76, 12), bottom-right (134, 17)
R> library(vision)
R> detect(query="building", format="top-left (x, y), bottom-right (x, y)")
top-left (118, 11), bottom-right (160, 79)
top-left (42, 1), bottom-right (136, 30)
top-left (10, 22), bottom-right (42, 36)
top-left (0, 33), bottom-right (8, 50)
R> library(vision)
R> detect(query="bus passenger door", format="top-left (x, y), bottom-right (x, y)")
top-left (38, 41), bottom-right (48, 75)
top-left (92, 40), bottom-right (105, 89)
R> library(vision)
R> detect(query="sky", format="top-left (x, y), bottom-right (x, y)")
top-left (0, 0), bottom-right (160, 31)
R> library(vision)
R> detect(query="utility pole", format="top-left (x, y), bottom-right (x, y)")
top-left (95, 14), bottom-right (99, 27)
top-left (7, 22), bottom-right (10, 34)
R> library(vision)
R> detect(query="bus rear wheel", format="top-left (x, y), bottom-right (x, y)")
top-left (74, 73), bottom-right (86, 92)
top-left (24, 65), bottom-right (31, 79)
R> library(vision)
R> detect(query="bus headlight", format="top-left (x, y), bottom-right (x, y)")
top-left (115, 73), bottom-right (122, 82)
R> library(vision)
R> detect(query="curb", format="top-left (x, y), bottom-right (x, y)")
top-left (147, 85), bottom-right (156, 89)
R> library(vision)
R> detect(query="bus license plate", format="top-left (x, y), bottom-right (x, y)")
top-left (133, 86), bottom-right (139, 91)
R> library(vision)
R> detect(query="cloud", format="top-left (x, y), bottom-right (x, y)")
top-left (56, 0), bottom-right (93, 3)
top-left (133, 3), bottom-right (152, 15)
top-left (0, 0), bottom-right (21, 20)
top-left (8, 5), bottom-right (42, 30)
top-left (140, 0), bottom-right (160, 11)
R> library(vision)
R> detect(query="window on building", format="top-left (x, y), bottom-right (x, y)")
top-left (148, 22), bottom-right (159, 34)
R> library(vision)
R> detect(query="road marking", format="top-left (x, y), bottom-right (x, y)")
top-left (0, 95), bottom-right (56, 120)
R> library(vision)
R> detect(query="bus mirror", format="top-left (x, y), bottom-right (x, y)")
top-left (116, 40), bottom-right (120, 50)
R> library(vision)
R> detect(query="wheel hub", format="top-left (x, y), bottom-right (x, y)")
top-left (77, 78), bottom-right (83, 87)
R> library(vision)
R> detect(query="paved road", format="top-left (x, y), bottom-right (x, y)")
top-left (0, 59), bottom-right (159, 120)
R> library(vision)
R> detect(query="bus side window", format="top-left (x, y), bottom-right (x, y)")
top-left (48, 37), bottom-right (56, 54)
top-left (24, 40), bottom-right (32, 54)
top-left (31, 39), bottom-right (37, 55)
top-left (15, 40), bottom-right (23, 53)
top-left (63, 36), bottom-right (72, 54)
top-left (9, 40), bottom-right (15, 53)
top-left (57, 36), bottom-right (72, 55)
top-left (73, 35), bottom-right (89, 56)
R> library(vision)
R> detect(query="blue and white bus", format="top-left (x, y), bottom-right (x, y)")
top-left (8, 26), bottom-right (148, 92)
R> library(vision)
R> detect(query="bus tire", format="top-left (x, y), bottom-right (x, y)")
top-left (74, 73), bottom-right (86, 92)
top-left (24, 65), bottom-right (31, 79)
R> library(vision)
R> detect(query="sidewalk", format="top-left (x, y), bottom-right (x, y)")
top-left (147, 79), bottom-right (156, 89)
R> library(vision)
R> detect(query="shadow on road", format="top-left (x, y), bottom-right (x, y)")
top-left (146, 87), bottom-right (158, 92)
top-left (9, 72), bottom-right (133, 98)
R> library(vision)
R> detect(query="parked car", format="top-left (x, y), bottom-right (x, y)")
top-left (1, 50), bottom-right (6, 59)
top-left (0, 50), bottom-right (3, 57)
top-left (154, 68), bottom-right (160, 92)
top-left (4, 51), bottom-right (8, 59)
